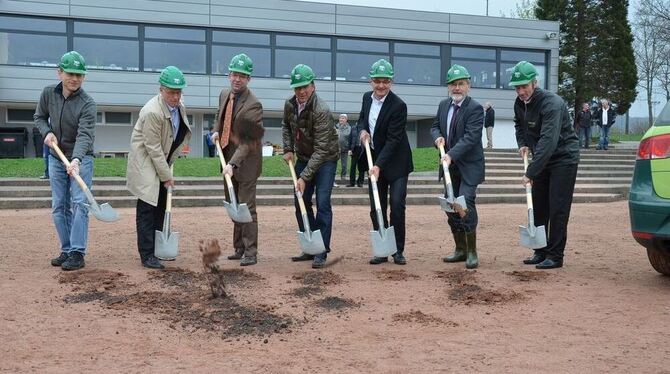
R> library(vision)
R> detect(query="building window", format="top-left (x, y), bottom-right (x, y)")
top-left (275, 34), bottom-right (331, 80)
top-left (144, 26), bottom-right (206, 74)
top-left (500, 49), bottom-right (547, 89)
top-left (103, 112), bottom-right (132, 125)
top-left (211, 31), bottom-right (271, 77)
top-left (336, 38), bottom-right (388, 82)
top-left (73, 21), bottom-right (139, 71)
top-left (7, 108), bottom-right (36, 122)
top-left (450, 46), bottom-right (497, 89)
top-left (394, 42), bottom-right (441, 86)
top-left (0, 15), bottom-right (66, 67)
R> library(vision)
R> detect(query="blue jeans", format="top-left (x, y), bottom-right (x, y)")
top-left (49, 155), bottom-right (93, 255)
top-left (293, 159), bottom-right (336, 257)
top-left (578, 126), bottom-right (591, 149)
top-left (43, 144), bottom-right (50, 177)
top-left (598, 125), bottom-right (611, 149)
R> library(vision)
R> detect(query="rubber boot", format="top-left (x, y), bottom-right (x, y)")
top-left (443, 232), bottom-right (467, 263)
top-left (465, 232), bottom-right (479, 269)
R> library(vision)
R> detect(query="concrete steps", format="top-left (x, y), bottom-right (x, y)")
top-left (0, 148), bottom-right (636, 209)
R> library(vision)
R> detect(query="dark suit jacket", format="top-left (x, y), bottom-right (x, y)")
top-left (430, 96), bottom-right (485, 186)
top-left (214, 87), bottom-right (264, 182)
top-left (593, 107), bottom-right (616, 127)
top-left (357, 90), bottom-right (413, 182)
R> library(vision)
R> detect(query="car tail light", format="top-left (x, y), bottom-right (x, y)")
top-left (637, 133), bottom-right (670, 160)
top-left (632, 231), bottom-right (654, 240)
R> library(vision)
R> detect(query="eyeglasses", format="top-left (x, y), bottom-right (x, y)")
top-left (371, 78), bottom-right (392, 85)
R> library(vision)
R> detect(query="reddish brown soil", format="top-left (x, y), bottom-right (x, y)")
top-left (1, 201), bottom-right (669, 373)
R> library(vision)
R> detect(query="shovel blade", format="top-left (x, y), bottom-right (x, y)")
top-left (518, 224), bottom-right (547, 249)
top-left (155, 230), bottom-right (180, 260)
top-left (223, 201), bottom-right (253, 223)
top-left (370, 226), bottom-right (397, 257)
top-left (88, 202), bottom-right (120, 222)
top-left (297, 229), bottom-right (326, 255)
top-left (438, 196), bottom-right (455, 212)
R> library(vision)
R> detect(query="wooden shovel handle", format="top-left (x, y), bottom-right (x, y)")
top-left (287, 159), bottom-right (308, 215)
top-left (215, 141), bottom-right (235, 189)
top-left (363, 140), bottom-right (382, 210)
top-left (50, 142), bottom-right (90, 194)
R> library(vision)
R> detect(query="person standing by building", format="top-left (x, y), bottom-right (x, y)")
top-left (206, 126), bottom-right (216, 157)
top-left (34, 51), bottom-right (97, 271)
top-left (358, 59), bottom-right (413, 266)
top-left (126, 66), bottom-right (192, 269)
top-left (576, 102), bottom-right (593, 149)
top-left (484, 102), bottom-right (495, 149)
top-left (594, 99), bottom-right (616, 150)
top-left (282, 64), bottom-right (339, 269)
top-left (431, 65), bottom-right (485, 269)
top-left (347, 120), bottom-right (366, 187)
top-left (509, 61), bottom-right (580, 269)
top-left (335, 113), bottom-right (352, 183)
top-left (210, 53), bottom-right (265, 266)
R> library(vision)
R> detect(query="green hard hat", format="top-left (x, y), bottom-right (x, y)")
top-left (290, 64), bottom-right (315, 88)
top-left (508, 61), bottom-right (538, 86)
top-left (369, 59), bottom-right (394, 79)
top-left (159, 66), bottom-right (187, 89)
top-left (59, 51), bottom-right (87, 75)
top-left (446, 64), bottom-right (470, 84)
top-left (228, 53), bottom-right (253, 76)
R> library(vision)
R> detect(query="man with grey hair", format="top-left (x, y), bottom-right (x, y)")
top-left (335, 113), bottom-right (351, 182)
top-left (594, 99), bottom-right (616, 151)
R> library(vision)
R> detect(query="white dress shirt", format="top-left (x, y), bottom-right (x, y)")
top-left (368, 92), bottom-right (387, 148)
top-left (602, 108), bottom-right (608, 126)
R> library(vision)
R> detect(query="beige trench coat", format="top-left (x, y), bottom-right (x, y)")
top-left (126, 94), bottom-right (192, 206)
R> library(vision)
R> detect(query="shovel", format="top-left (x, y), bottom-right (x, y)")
top-left (155, 166), bottom-right (179, 260)
top-left (215, 142), bottom-right (252, 223)
top-left (519, 152), bottom-right (547, 249)
top-left (364, 140), bottom-right (397, 258)
top-left (438, 146), bottom-right (467, 217)
top-left (50, 143), bottom-right (119, 222)
top-left (287, 158), bottom-right (326, 255)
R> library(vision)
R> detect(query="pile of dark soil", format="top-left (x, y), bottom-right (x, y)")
top-left (314, 296), bottom-right (359, 311)
top-left (448, 284), bottom-right (524, 305)
top-left (374, 269), bottom-right (420, 281)
top-left (504, 270), bottom-right (550, 282)
top-left (392, 310), bottom-right (457, 326)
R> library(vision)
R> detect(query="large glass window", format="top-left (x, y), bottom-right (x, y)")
top-left (144, 26), bottom-right (206, 73)
top-left (394, 42), bottom-right (441, 85)
top-left (275, 34), bottom-right (332, 80)
top-left (0, 15), bottom-right (66, 67)
top-left (450, 46), bottom-right (497, 88)
top-left (336, 38), bottom-right (388, 82)
top-left (73, 21), bottom-right (139, 71)
top-left (500, 49), bottom-right (547, 89)
top-left (212, 31), bottom-right (271, 77)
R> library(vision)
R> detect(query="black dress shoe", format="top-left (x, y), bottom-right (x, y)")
top-left (535, 258), bottom-right (563, 269)
top-left (61, 252), bottom-right (85, 271)
top-left (228, 252), bottom-right (243, 260)
top-left (393, 253), bottom-right (407, 265)
top-left (51, 252), bottom-right (69, 267)
top-left (312, 256), bottom-right (327, 269)
top-left (142, 255), bottom-right (165, 269)
top-left (291, 253), bottom-right (315, 262)
top-left (523, 252), bottom-right (546, 265)
top-left (369, 257), bottom-right (388, 265)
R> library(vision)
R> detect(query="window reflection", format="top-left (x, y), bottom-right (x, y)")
top-left (394, 56), bottom-right (440, 85)
top-left (74, 38), bottom-right (139, 71)
top-left (451, 59), bottom-right (497, 88)
top-left (145, 42), bottom-right (206, 73)
top-left (0, 33), bottom-right (66, 66)
top-left (275, 50), bottom-right (331, 80)
top-left (451, 46), bottom-right (496, 60)
top-left (336, 53), bottom-right (388, 82)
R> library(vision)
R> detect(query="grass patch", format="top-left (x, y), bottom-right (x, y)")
top-left (0, 148), bottom-right (444, 178)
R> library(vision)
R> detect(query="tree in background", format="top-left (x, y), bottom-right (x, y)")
top-left (633, 7), bottom-right (665, 127)
top-left (535, 0), bottom-right (637, 116)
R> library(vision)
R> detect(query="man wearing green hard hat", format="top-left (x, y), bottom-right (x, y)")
top-left (34, 50), bottom-right (97, 271)
top-left (127, 65), bottom-right (192, 269)
top-left (358, 59), bottom-right (414, 266)
top-left (282, 64), bottom-right (339, 269)
top-left (431, 64), bottom-right (485, 269)
top-left (509, 60), bottom-right (579, 270)
top-left (211, 53), bottom-right (265, 266)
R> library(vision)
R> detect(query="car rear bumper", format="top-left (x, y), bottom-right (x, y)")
top-left (629, 160), bottom-right (670, 253)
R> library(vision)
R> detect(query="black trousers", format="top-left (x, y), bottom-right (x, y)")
top-left (368, 175), bottom-right (408, 253)
top-left (349, 146), bottom-right (366, 185)
top-left (136, 184), bottom-right (167, 261)
top-left (445, 165), bottom-right (479, 233)
top-left (532, 163), bottom-right (578, 261)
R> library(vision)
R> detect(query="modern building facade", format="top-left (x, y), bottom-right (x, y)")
top-left (0, 0), bottom-right (559, 158)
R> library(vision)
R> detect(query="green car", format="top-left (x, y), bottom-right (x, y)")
top-left (629, 103), bottom-right (670, 275)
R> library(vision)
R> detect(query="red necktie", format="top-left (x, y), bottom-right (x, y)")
top-left (220, 93), bottom-right (234, 149)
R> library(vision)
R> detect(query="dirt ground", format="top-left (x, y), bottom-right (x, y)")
top-left (1, 201), bottom-right (669, 373)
